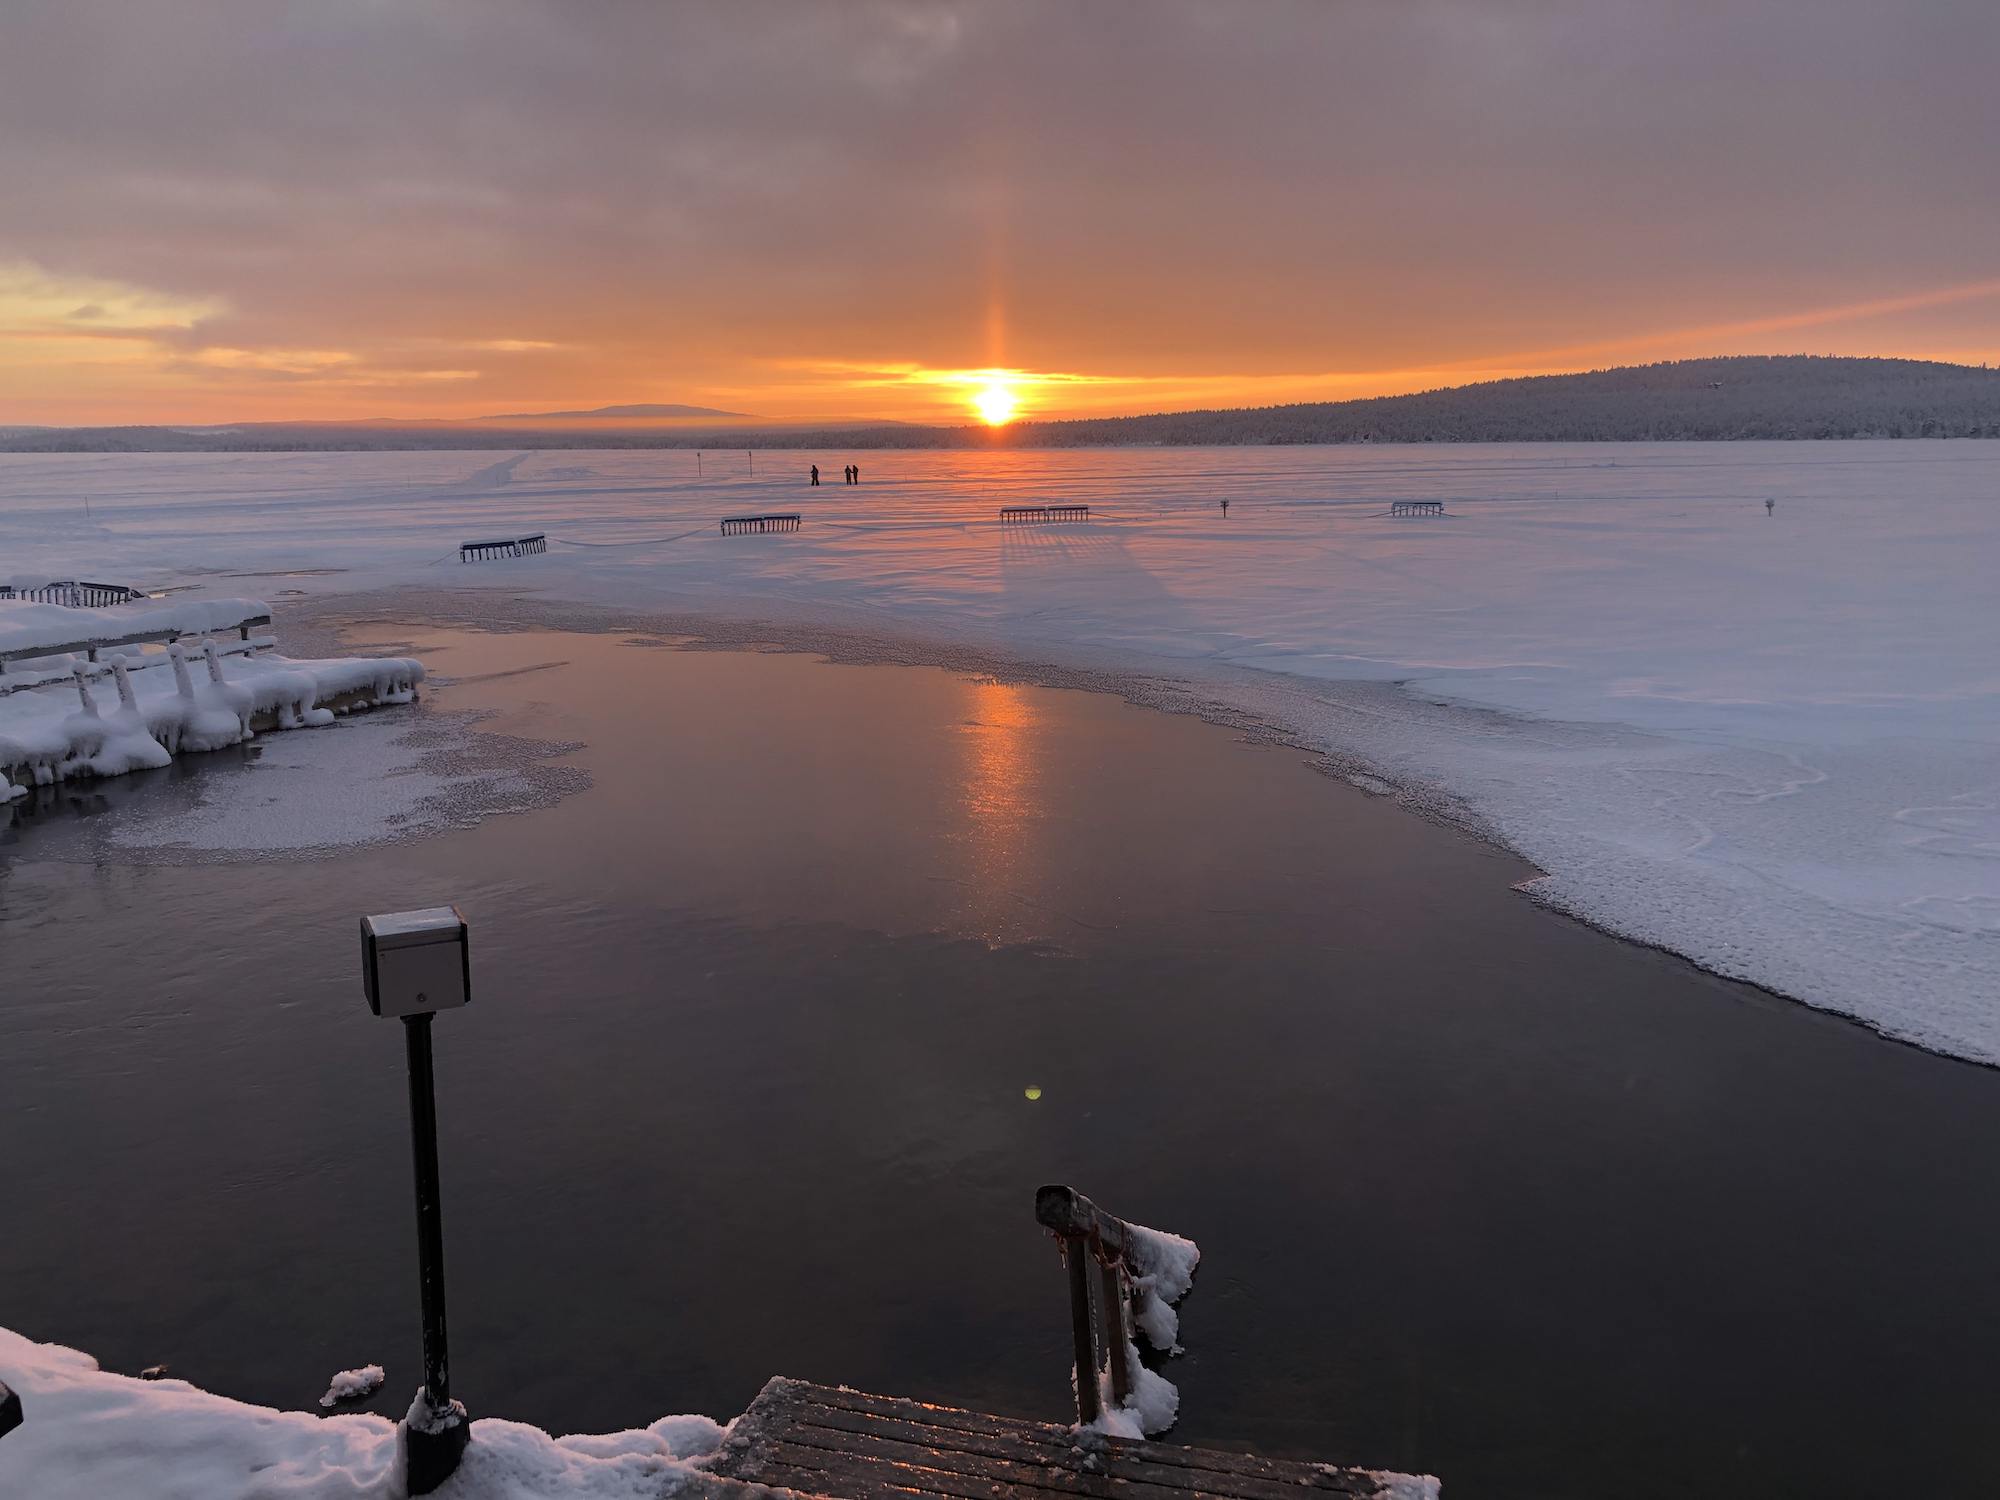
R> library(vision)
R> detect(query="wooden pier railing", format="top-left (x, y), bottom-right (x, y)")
top-left (459, 533), bottom-right (547, 562)
top-left (1389, 500), bottom-right (1444, 517)
top-left (0, 580), bottom-right (149, 607)
top-left (0, 612), bottom-right (272, 681)
top-left (1000, 505), bottom-right (1090, 524)
top-left (720, 513), bottom-right (803, 535)
top-left (1036, 1183), bottom-right (1148, 1425)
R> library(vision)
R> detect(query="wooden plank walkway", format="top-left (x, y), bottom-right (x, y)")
top-left (703, 1379), bottom-right (1430, 1500)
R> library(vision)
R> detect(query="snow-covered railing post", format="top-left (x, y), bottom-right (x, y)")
top-left (1036, 1185), bottom-right (1200, 1436)
top-left (1038, 1186), bottom-right (1136, 1423)
top-left (1037, 1185), bottom-right (1182, 1430)
top-left (360, 908), bottom-right (474, 1495)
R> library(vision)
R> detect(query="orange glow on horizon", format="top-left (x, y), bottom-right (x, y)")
top-left (4, 267), bottom-right (1998, 428)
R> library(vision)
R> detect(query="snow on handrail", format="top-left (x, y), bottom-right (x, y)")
top-left (0, 599), bottom-right (274, 673)
top-left (1035, 1185), bottom-right (1199, 1434)
top-left (0, 633), bottom-right (268, 698)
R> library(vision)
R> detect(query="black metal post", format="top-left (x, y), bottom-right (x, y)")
top-left (400, 1012), bottom-right (468, 1493)
top-left (406, 1013), bottom-right (451, 1407)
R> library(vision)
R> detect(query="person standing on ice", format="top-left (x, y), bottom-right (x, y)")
top-left (853, 463), bottom-right (861, 485)
top-left (1220, 499), bottom-right (1229, 517)
top-left (1766, 498), bottom-right (1775, 516)
top-left (810, 464), bottom-right (820, 486)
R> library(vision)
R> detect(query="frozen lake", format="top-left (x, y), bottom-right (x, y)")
top-left (6, 618), bottom-right (2000, 1500)
top-left (4, 441), bottom-right (1996, 1059)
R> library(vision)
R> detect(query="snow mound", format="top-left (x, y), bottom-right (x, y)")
top-left (318, 1364), bottom-right (385, 1407)
top-left (0, 1325), bottom-right (728, 1500)
top-left (1125, 1221), bottom-right (1199, 1354)
top-left (1082, 1216), bottom-right (1201, 1440)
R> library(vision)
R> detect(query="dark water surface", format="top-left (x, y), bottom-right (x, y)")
top-left (3, 624), bottom-right (1996, 1499)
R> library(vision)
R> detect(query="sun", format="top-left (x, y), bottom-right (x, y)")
top-left (973, 377), bottom-right (1018, 426)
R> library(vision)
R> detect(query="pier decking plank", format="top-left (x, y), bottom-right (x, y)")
top-left (704, 1378), bottom-right (1429, 1500)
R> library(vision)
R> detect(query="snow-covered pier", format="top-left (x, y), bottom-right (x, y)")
top-left (709, 1379), bottom-right (1429, 1500)
top-left (0, 595), bottom-right (423, 801)
top-left (708, 1187), bottom-right (1432, 1497)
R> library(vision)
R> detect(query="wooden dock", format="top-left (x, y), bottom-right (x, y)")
top-left (706, 1378), bottom-right (1428, 1500)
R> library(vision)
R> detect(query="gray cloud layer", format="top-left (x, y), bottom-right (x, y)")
top-left (3, 0), bottom-right (1995, 418)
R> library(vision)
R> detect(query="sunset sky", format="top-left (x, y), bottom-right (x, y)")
top-left (3, 0), bottom-right (1996, 428)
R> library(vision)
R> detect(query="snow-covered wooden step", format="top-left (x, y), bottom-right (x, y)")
top-left (704, 1378), bottom-right (1436, 1500)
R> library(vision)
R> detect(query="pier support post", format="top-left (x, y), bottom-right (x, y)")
top-left (1064, 1242), bottom-right (1100, 1423)
top-left (1096, 1255), bottom-right (1131, 1408)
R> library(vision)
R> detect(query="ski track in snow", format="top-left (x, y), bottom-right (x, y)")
top-left (3, 441), bottom-right (1996, 1061)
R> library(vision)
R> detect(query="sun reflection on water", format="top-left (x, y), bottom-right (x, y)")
top-left (954, 678), bottom-right (1043, 932)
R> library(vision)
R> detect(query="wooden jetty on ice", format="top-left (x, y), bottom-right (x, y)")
top-left (460, 533), bottom-right (548, 561)
top-left (720, 513), bottom-right (803, 535)
top-left (1001, 504), bottom-right (1091, 524)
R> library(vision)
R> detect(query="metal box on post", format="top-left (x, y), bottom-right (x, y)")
top-left (360, 907), bottom-right (470, 1018)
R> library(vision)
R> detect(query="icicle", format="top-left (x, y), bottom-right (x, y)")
top-left (202, 639), bottom-right (227, 684)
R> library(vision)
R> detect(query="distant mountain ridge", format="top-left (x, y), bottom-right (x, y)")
top-left (481, 403), bottom-right (753, 420)
top-left (6, 356), bottom-right (1996, 452)
top-left (996, 355), bottom-right (2000, 446)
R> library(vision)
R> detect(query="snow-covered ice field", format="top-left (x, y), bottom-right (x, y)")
top-left (3, 442), bottom-right (1995, 1060)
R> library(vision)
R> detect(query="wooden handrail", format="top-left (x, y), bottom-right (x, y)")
top-left (0, 633), bottom-right (266, 698)
top-left (1036, 1184), bottom-right (1139, 1423)
top-left (0, 615), bottom-right (271, 673)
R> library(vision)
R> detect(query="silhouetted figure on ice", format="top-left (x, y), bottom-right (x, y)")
top-left (851, 464), bottom-right (861, 485)
top-left (1766, 498), bottom-right (1775, 516)
top-left (810, 465), bottom-right (820, 486)
top-left (1220, 499), bottom-right (1229, 517)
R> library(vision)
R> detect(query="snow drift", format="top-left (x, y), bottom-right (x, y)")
top-left (0, 1325), bottom-right (730, 1500)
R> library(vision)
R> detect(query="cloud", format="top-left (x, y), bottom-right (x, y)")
top-left (0, 260), bottom-right (223, 336)
top-left (188, 346), bottom-right (357, 374)
top-left (2, 2), bottom-right (1996, 422)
